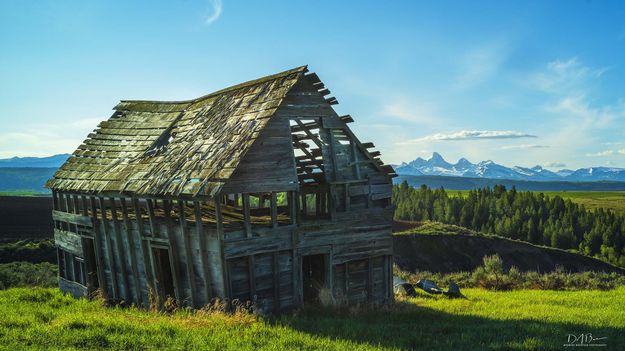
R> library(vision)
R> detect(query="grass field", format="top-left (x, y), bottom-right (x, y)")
top-left (0, 287), bottom-right (623, 350)
top-left (450, 190), bottom-right (625, 214)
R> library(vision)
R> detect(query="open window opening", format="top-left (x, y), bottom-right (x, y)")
top-left (219, 192), bottom-right (295, 234)
top-left (290, 118), bottom-right (330, 220)
top-left (57, 247), bottom-right (86, 287)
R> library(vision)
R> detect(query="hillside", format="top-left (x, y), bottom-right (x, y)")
top-left (1, 287), bottom-right (623, 350)
top-left (0, 154), bottom-right (69, 168)
top-left (0, 196), bottom-right (53, 242)
top-left (0, 168), bottom-right (56, 193)
top-left (393, 222), bottom-right (625, 274)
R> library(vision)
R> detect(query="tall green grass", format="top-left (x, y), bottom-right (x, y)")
top-left (0, 287), bottom-right (623, 350)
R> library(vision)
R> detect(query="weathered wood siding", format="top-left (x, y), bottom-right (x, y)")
top-left (222, 115), bottom-right (298, 194)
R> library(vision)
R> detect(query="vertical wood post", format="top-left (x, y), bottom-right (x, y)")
top-left (89, 196), bottom-right (106, 298)
top-left (98, 197), bottom-right (118, 300)
top-left (215, 200), bottom-right (229, 300)
top-left (194, 201), bottom-right (213, 301)
top-left (120, 198), bottom-right (142, 306)
top-left (177, 200), bottom-right (197, 308)
top-left (146, 199), bottom-right (159, 238)
top-left (132, 197), bottom-right (156, 307)
top-left (110, 197), bottom-right (130, 301)
top-left (271, 192), bottom-right (278, 228)
top-left (248, 255), bottom-right (256, 300)
top-left (242, 194), bottom-right (252, 237)
top-left (367, 257), bottom-right (373, 302)
top-left (162, 199), bottom-right (182, 301)
top-left (273, 252), bottom-right (280, 313)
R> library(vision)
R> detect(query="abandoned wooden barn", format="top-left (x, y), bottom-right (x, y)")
top-left (46, 66), bottom-right (396, 312)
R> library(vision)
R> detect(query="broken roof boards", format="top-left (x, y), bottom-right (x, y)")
top-left (47, 66), bottom-right (395, 198)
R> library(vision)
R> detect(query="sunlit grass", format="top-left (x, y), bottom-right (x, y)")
top-left (1, 287), bottom-right (623, 350)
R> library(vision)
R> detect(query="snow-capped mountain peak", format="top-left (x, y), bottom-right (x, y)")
top-left (393, 153), bottom-right (625, 182)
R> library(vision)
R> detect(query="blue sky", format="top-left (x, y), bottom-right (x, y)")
top-left (1, 0), bottom-right (625, 169)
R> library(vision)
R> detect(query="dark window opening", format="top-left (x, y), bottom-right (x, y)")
top-left (302, 254), bottom-right (327, 304)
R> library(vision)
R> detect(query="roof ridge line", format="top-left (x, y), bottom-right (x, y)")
top-left (119, 65), bottom-right (308, 106)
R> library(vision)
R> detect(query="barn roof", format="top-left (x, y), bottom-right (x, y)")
top-left (46, 66), bottom-right (308, 197)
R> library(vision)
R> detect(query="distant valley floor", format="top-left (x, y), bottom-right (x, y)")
top-left (395, 174), bottom-right (625, 191)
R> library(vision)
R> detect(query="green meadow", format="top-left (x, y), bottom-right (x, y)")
top-left (0, 287), bottom-right (623, 350)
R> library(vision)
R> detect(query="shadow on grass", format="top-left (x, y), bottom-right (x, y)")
top-left (273, 300), bottom-right (624, 350)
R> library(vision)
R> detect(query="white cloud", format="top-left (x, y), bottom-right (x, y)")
top-left (500, 144), bottom-right (549, 150)
top-left (205, 0), bottom-right (222, 25)
top-left (585, 149), bottom-right (625, 157)
top-left (399, 130), bottom-right (537, 144)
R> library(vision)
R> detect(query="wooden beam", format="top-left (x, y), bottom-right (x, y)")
top-left (242, 194), bottom-right (252, 238)
top-left (215, 200), bottom-right (229, 301)
top-left (270, 192), bottom-right (278, 229)
top-left (289, 191), bottom-right (297, 225)
top-left (132, 197), bottom-right (156, 307)
top-left (194, 201), bottom-right (213, 302)
top-left (339, 115), bottom-right (354, 123)
top-left (89, 196), bottom-right (106, 298)
top-left (146, 199), bottom-right (158, 238)
top-left (98, 197), bottom-right (118, 300)
top-left (295, 119), bottom-right (323, 148)
top-left (177, 201), bottom-right (197, 308)
top-left (351, 141), bottom-right (361, 180)
top-left (273, 252), bottom-right (280, 313)
top-left (248, 255), bottom-right (256, 300)
top-left (120, 198), bottom-right (142, 306)
top-left (52, 210), bottom-right (93, 228)
top-left (344, 184), bottom-right (351, 212)
top-left (162, 199), bottom-right (182, 301)
top-left (367, 257), bottom-right (373, 302)
top-left (109, 197), bottom-right (131, 301)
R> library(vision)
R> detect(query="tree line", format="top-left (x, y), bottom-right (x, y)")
top-left (392, 182), bottom-right (625, 268)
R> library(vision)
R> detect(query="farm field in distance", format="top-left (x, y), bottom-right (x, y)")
top-left (1, 287), bottom-right (623, 350)
top-left (448, 190), bottom-right (625, 214)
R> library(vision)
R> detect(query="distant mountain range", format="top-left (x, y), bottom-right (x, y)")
top-left (394, 152), bottom-right (625, 182)
top-left (0, 154), bottom-right (70, 168)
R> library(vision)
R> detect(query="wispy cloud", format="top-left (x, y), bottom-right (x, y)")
top-left (205, 0), bottom-right (222, 25)
top-left (454, 39), bottom-right (509, 89)
top-left (399, 130), bottom-right (537, 144)
top-left (532, 57), bottom-right (609, 94)
top-left (585, 149), bottom-right (625, 157)
top-left (381, 99), bottom-right (443, 126)
top-left (544, 162), bottom-right (567, 168)
top-left (0, 118), bottom-right (100, 158)
top-left (500, 144), bottom-right (549, 150)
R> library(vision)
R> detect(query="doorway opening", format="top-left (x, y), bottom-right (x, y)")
top-left (153, 247), bottom-right (175, 299)
top-left (83, 237), bottom-right (99, 291)
top-left (302, 254), bottom-right (327, 303)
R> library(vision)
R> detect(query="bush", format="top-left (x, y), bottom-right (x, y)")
top-left (0, 239), bottom-right (56, 264)
top-left (399, 255), bottom-right (625, 291)
top-left (0, 262), bottom-right (57, 289)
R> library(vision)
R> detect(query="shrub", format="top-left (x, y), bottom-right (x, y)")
top-left (401, 254), bottom-right (625, 291)
top-left (0, 262), bottom-right (57, 289)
